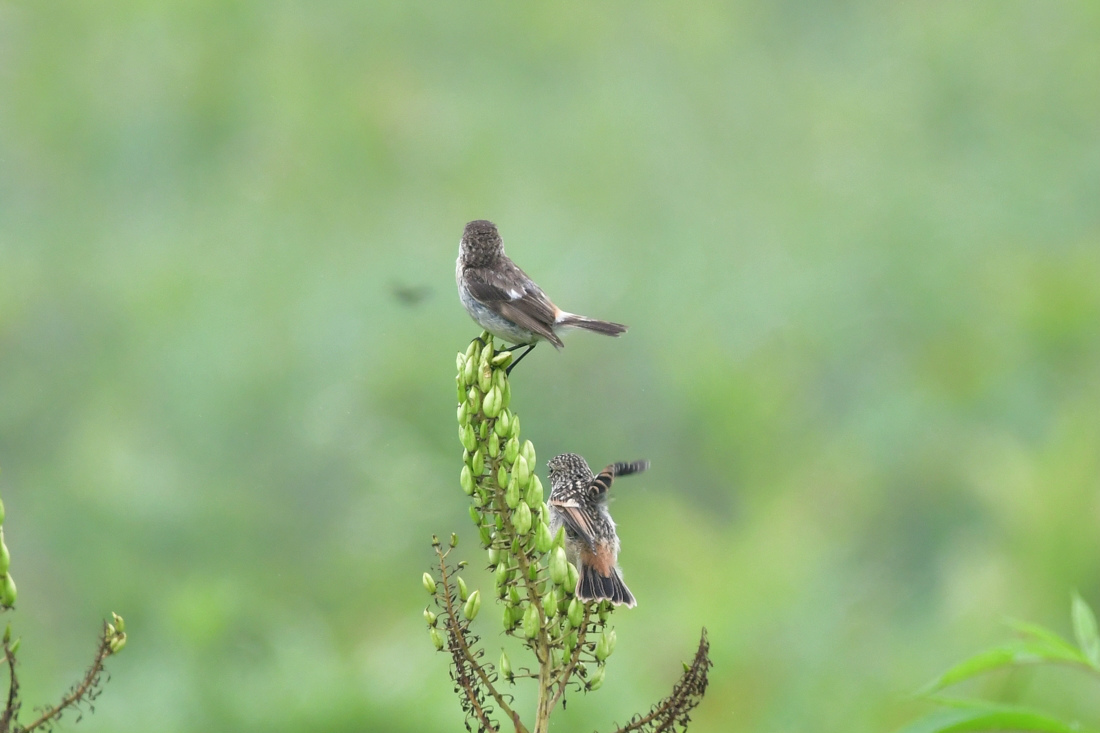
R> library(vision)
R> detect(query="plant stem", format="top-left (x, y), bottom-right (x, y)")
top-left (435, 545), bottom-right (528, 733)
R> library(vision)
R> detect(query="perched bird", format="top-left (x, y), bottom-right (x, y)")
top-left (456, 220), bottom-right (627, 372)
top-left (547, 452), bottom-right (649, 607)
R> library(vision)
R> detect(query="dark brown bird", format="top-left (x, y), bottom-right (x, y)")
top-left (456, 220), bottom-right (627, 371)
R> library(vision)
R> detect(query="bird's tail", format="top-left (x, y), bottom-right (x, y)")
top-left (610, 459), bottom-right (650, 477)
top-left (555, 313), bottom-right (627, 337)
top-left (589, 459), bottom-right (650, 497)
top-left (577, 564), bottom-right (636, 608)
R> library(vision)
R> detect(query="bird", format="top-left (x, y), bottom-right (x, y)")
top-left (456, 220), bottom-right (627, 372)
top-left (547, 452), bottom-right (649, 607)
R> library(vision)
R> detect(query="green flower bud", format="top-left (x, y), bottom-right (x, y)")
top-left (595, 629), bottom-right (614, 661)
top-left (535, 521), bottom-right (553, 553)
top-left (482, 385), bottom-right (502, 418)
top-left (566, 562), bottom-right (579, 594)
top-left (504, 437), bottom-right (520, 464)
top-left (457, 576), bottom-right (469, 601)
top-left (513, 501), bottom-right (532, 535)
top-left (495, 405), bottom-right (510, 433)
top-left (479, 525), bottom-right (493, 545)
top-left (505, 475), bottom-right (520, 509)
top-left (456, 352), bottom-right (466, 374)
top-left (466, 387), bottom-right (481, 415)
top-left (2, 624), bottom-right (9, 644)
top-left (487, 545), bottom-right (500, 565)
top-left (563, 629), bottom-right (577, 656)
top-left (465, 339), bottom-right (480, 362)
top-left (468, 505), bottom-right (481, 527)
top-left (461, 424), bottom-right (477, 453)
top-left (0, 572), bottom-right (15, 607)
top-left (460, 465), bottom-right (475, 495)
top-left (0, 536), bottom-right (9, 577)
top-left (478, 363), bottom-right (493, 394)
top-left (450, 533), bottom-right (459, 548)
top-left (550, 546), bottom-right (569, 586)
top-left (430, 627), bottom-right (445, 650)
top-left (513, 454), bottom-right (531, 489)
top-left (495, 513), bottom-right (504, 530)
top-left (0, 499), bottom-right (5, 526)
top-left (587, 665), bottom-right (605, 691)
top-left (501, 379), bottom-right (512, 410)
top-left (567, 598), bottom-right (583, 629)
top-left (487, 434), bottom-right (500, 458)
top-left (496, 465), bottom-right (508, 489)
top-left (598, 601), bottom-right (612, 622)
top-left (522, 603), bottom-right (541, 639)
top-left (457, 401), bottom-right (468, 425)
top-left (463, 590), bottom-right (481, 621)
top-left (471, 449), bottom-right (485, 476)
top-left (108, 633), bottom-right (127, 654)
top-left (480, 336), bottom-right (495, 362)
top-left (112, 612), bottom-right (125, 633)
top-left (552, 525), bottom-right (566, 550)
top-left (543, 586), bottom-right (558, 618)
top-left (521, 440), bottom-right (536, 470)
top-left (527, 561), bottom-right (539, 582)
top-left (456, 375), bottom-right (465, 403)
top-left (508, 585), bottom-right (522, 606)
top-left (525, 475), bottom-right (543, 507)
top-left (509, 413), bottom-right (520, 438)
top-left (463, 355), bottom-right (478, 387)
top-left (424, 608), bottom-right (437, 626)
top-left (492, 350), bottom-right (512, 368)
top-left (499, 650), bottom-right (513, 681)
top-left (495, 562), bottom-right (511, 589)
top-left (422, 573), bottom-right (437, 595)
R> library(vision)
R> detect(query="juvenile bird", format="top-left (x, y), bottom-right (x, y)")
top-left (547, 452), bottom-right (649, 608)
top-left (456, 220), bottom-right (627, 372)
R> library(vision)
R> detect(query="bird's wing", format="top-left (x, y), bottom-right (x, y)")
top-left (463, 265), bottom-right (563, 347)
top-left (550, 496), bottom-right (597, 547)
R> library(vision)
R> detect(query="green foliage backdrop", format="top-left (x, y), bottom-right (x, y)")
top-left (1, 2), bottom-right (1098, 731)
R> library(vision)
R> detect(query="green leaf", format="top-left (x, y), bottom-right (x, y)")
top-left (1003, 617), bottom-right (1082, 658)
top-left (1071, 591), bottom-right (1100, 668)
top-left (916, 640), bottom-right (1089, 695)
top-left (896, 698), bottom-right (1100, 733)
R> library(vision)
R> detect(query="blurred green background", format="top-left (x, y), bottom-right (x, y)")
top-left (2, 1), bottom-right (1099, 731)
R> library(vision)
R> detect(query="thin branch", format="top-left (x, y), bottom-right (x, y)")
top-left (22, 623), bottom-right (119, 733)
top-left (547, 605), bottom-right (593, 713)
top-left (436, 545), bottom-right (528, 733)
top-left (613, 628), bottom-right (712, 733)
top-left (0, 642), bottom-right (18, 733)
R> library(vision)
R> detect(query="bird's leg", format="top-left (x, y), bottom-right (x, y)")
top-left (504, 343), bottom-right (537, 375)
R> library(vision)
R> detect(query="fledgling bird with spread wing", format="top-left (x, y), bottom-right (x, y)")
top-left (456, 220), bottom-right (627, 372)
top-left (547, 452), bottom-right (649, 608)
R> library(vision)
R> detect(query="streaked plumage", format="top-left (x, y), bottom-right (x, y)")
top-left (547, 452), bottom-right (649, 607)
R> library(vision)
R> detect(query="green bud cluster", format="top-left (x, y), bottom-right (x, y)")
top-left (447, 333), bottom-right (622, 706)
top-left (105, 612), bottom-right (128, 654)
top-left (455, 334), bottom-right (560, 646)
